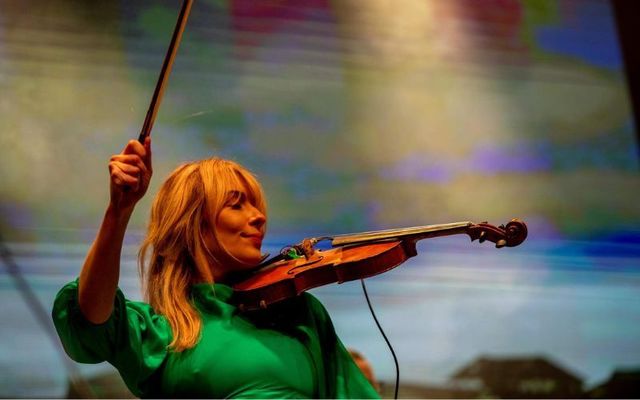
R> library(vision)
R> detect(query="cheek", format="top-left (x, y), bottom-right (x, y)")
top-left (215, 211), bottom-right (233, 233)
top-left (215, 211), bottom-right (245, 239)
top-left (217, 221), bottom-right (240, 237)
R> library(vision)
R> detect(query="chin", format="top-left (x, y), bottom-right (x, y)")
top-left (238, 254), bottom-right (264, 268)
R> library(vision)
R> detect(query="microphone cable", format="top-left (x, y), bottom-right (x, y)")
top-left (361, 279), bottom-right (400, 399)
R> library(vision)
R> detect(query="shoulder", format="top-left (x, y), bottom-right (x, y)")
top-left (53, 278), bottom-right (169, 334)
top-left (300, 291), bottom-right (326, 311)
top-left (299, 292), bottom-right (331, 325)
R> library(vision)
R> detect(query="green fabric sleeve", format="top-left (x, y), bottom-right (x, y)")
top-left (51, 280), bottom-right (171, 396)
top-left (304, 294), bottom-right (381, 399)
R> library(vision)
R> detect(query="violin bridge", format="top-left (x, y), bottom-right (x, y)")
top-left (299, 238), bottom-right (317, 259)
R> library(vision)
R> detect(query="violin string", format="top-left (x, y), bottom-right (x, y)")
top-left (360, 279), bottom-right (400, 399)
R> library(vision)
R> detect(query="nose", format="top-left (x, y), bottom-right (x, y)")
top-left (248, 206), bottom-right (266, 229)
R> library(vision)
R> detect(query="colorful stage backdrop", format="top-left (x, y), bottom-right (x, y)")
top-left (0, 0), bottom-right (638, 397)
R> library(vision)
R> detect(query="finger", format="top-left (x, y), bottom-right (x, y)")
top-left (110, 154), bottom-right (148, 174)
top-left (110, 166), bottom-right (139, 188)
top-left (122, 139), bottom-right (147, 159)
top-left (110, 161), bottom-right (140, 176)
top-left (113, 176), bottom-right (139, 190)
top-left (143, 136), bottom-right (152, 172)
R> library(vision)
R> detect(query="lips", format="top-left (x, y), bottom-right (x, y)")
top-left (241, 233), bottom-right (263, 246)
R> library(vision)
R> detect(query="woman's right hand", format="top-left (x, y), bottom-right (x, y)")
top-left (108, 137), bottom-right (153, 212)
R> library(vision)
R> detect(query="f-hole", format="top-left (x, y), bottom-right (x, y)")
top-left (287, 256), bottom-right (324, 274)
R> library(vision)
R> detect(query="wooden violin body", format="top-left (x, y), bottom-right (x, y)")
top-left (233, 219), bottom-right (527, 311)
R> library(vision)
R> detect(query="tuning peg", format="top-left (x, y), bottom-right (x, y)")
top-left (495, 239), bottom-right (507, 248)
top-left (479, 231), bottom-right (487, 243)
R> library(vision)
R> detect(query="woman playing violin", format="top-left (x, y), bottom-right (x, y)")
top-left (52, 138), bottom-right (379, 398)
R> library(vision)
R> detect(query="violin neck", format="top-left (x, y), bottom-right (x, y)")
top-left (330, 221), bottom-right (473, 247)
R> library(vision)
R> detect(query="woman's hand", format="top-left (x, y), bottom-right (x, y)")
top-left (108, 137), bottom-right (152, 212)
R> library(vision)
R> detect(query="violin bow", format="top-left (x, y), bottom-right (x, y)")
top-left (138, 0), bottom-right (194, 143)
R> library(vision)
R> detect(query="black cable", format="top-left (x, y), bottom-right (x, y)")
top-left (360, 279), bottom-right (400, 399)
top-left (0, 232), bottom-right (96, 398)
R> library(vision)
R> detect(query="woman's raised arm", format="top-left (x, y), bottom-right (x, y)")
top-left (78, 138), bottom-right (152, 323)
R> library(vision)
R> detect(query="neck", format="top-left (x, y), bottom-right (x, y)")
top-left (210, 258), bottom-right (262, 286)
top-left (329, 221), bottom-right (474, 247)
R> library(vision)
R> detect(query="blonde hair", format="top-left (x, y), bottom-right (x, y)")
top-left (139, 158), bottom-right (266, 351)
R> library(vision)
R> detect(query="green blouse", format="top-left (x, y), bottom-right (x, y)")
top-left (52, 280), bottom-right (379, 399)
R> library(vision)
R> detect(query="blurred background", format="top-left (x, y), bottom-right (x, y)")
top-left (1, 0), bottom-right (638, 397)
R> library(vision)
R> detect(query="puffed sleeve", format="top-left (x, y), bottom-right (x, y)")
top-left (303, 294), bottom-right (381, 399)
top-left (51, 279), bottom-right (171, 397)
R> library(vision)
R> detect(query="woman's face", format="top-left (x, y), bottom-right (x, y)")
top-left (210, 189), bottom-right (266, 276)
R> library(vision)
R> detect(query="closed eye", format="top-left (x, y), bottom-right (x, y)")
top-left (225, 190), bottom-right (247, 209)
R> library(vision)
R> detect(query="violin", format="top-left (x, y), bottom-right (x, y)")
top-left (141, 3), bottom-right (528, 317)
top-left (233, 219), bottom-right (527, 311)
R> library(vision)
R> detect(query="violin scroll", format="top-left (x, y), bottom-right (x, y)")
top-left (467, 218), bottom-right (528, 248)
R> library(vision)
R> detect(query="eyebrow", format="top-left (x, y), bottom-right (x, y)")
top-left (225, 190), bottom-right (247, 204)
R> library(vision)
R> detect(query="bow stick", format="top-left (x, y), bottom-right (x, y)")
top-left (138, 0), bottom-right (194, 143)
